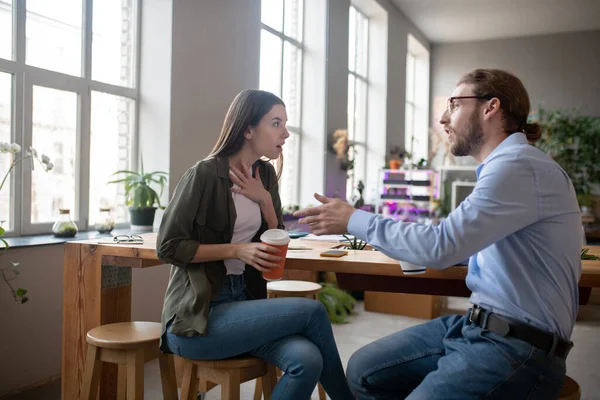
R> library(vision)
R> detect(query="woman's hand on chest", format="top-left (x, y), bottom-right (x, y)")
top-left (229, 164), bottom-right (272, 206)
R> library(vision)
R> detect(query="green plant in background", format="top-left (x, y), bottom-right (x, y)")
top-left (343, 234), bottom-right (367, 250)
top-left (1, 142), bottom-right (54, 304)
top-left (318, 282), bottom-right (357, 324)
top-left (581, 248), bottom-right (600, 260)
top-left (533, 108), bottom-right (600, 201)
top-left (108, 162), bottom-right (168, 210)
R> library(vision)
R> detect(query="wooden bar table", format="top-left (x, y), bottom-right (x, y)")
top-left (61, 234), bottom-right (600, 399)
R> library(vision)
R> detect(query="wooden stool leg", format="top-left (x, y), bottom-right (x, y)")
top-left (317, 382), bottom-right (326, 400)
top-left (253, 378), bottom-right (263, 400)
top-left (222, 369), bottom-right (241, 400)
top-left (262, 363), bottom-right (278, 400)
top-left (117, 364), bottom-right (127, 400)
top-left (158, 353), bottom-right (179, 400)
top-left (126, 348), bottom-right (145, 400)
top-left (180, 360), bottom-right (199, 400)
top-left (81, 345), bottom-right (102, 400)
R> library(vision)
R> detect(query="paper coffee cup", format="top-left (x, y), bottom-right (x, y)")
top-left (260, 229), bottom-right (290, 281)
top-left (399, 260), bottom-right (426, 275)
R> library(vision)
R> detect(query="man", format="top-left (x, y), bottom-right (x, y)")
top-left (294, 69), bottom-right (582, 399)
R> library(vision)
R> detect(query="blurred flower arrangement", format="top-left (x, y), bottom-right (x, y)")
top-left (1, 141), bottom-right (53, 304)
top-left (329, 129), bottom-right (355, 172)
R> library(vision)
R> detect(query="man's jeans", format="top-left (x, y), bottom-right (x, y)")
top-left (347, 314), bottom-right (566, 399)
top-left (164, 274), bottom-right (354, 400)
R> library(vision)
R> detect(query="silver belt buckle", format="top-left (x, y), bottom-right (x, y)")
top-left (469, 305), bottom-right (481, 324)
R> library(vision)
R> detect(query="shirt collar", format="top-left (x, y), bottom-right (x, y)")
top-left (476, 132), bottom-right (528, 179)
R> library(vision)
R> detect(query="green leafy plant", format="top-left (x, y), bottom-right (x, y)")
top-left (581, 248), bottom-right (600, 261)
top-left (1, 142), bottom-right (53, 304)
top-left (318, 282), bottom-right (357, 324)
top-left (108, 162), bottom-right (168, 210)
top-left (533, 108), bottom-right (600, 198)
top-left (343, 234), bottom-right (368, 250)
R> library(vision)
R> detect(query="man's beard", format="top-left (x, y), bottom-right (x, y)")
top-left (450, 111), bottom-right (484, 157)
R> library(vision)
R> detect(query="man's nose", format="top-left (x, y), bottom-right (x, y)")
top-left (439, 109), bottom-right (449, 125)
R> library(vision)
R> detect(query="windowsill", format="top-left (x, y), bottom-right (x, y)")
top-left (3, 228), bottom-right (148, 249)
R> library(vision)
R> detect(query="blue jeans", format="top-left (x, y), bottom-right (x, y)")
top-left (347, 314), bottom-right (566, 399)
top-left (165, 274), bottom-right (354, 400)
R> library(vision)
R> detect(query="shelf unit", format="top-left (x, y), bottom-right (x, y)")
top-left (375, 168), bottom-right (440, 221)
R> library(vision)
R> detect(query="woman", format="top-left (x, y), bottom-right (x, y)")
top-left (157, 89), bottom-right (354, 399)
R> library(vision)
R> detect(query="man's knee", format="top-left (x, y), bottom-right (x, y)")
top-left (346, 347), bottom-right (370, 394)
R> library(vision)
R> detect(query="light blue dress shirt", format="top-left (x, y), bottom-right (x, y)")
top-left (348, 133), bottom-right (582, 339)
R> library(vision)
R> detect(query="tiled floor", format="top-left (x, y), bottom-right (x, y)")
top-left (6, 298), bottom-right (600, 399)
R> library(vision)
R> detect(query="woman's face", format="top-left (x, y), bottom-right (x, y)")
top-left (247, 104), bottom-right (290, 159)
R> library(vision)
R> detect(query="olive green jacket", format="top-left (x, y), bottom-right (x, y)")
top-left (156, 155), bottom-right (284, 352)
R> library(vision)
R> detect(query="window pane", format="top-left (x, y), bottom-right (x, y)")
top-left (348, 6), bottom-right (356, 72)
top-left (347, 74), bottom-right (355, 141)
top-left (284, 0), bottom-right (303, 42)
top-left (355, 79), bottom-right (367, 143)
top-left (282, 42), bottom-right (302, 128)
top-left (406, 52), bottom-right (415, 103)
top-left (26, 0), bottom-right (83, 76)
top-left (259, 30), bottom-right (283, 97)
top-left (89, 92), bottom-right (134, 225)
top-left (0, 72), bottom-right (12, 229)
top-left (278, 130), bottom-right (299, 207)
top-left (92, 0), bottom-right (137, 87)
top-left (31, 86), bottom-right (78, 223)
top-left (261, 0), bottom-right (283, 32)
top-left (0, 0), bottom-right (12, 60)
top-left (355, 10), bottom-right (368, 77)
top-left (405, 102), bottom-right (414, 157)
top-left (347, 143), bottom-right (365, 202)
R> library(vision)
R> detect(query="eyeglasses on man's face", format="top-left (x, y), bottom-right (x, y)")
top-left (112, 234), bottom-right (144, 243)
top-left (446, 95), bottom-right (494, 114)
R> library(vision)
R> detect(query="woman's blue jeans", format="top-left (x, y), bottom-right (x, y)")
top-left (165, 274), bottom-right (354, 400)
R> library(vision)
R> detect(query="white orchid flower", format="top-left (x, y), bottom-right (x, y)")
top-left (41, 154), bottom-right (50, 164)
top-left (0, 142), bottom-right (10, 153)
top-left (45, 162), bottom-right (54, 171)
top-left (9, 143), bottom-right (21, 154)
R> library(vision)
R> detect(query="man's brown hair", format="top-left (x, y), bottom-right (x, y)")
top-left (458, 69), bottom-right (542, 142)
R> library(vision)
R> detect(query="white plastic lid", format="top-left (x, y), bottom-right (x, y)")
top-left (260, 229), bottom-right (290, 245)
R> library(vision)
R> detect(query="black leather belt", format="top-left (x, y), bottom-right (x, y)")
top-left (467, 305), bottom-right (573, 359)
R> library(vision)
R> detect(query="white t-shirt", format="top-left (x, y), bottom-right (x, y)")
top-left (223, 168), bottom-right (262, 275)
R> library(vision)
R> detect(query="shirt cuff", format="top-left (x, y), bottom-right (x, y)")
top-left (348, 209), bottom-right (376, 241)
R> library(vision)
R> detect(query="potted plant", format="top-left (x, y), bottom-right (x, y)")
top-left (1, 142), bottom-right (53, 303)
top-left (534, 108), bottom-right (600, 210)
top-left (108, 164), bottom-right (168, 229)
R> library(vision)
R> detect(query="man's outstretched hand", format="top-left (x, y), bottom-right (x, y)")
top-left (293, 193), bottom-right (356, 235)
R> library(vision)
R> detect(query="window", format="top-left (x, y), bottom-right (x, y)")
top-left (405, 34), bottom-right (430, 165)
top-left (260, 0), bottom-right (304, 208)
top-left (347, 5), bottom-right (369, 201)
top-left (0, 0), bottom-right (139, 235)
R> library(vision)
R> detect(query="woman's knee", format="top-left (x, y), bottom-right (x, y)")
top-left (284, 336), bottom-right (324, 378)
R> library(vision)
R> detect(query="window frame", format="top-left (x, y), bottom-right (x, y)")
top-left (0, 0), bottom-right (141, 236)
top-left (347, 5), bottom-right (369, 200)
top-left (260, 0), bottom-right (305, 207)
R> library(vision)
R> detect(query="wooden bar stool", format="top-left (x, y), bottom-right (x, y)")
top-left (81, 321), bottom-right (177, 400)
top-left (559, 375), bottom-right (581, 400)
top-left (180, 356), bottom-right (278, 400)
top-left (253, 280), bottom-right (327, 400)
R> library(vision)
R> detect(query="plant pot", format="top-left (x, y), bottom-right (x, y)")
top-left (389, 159), bottom-right (402, 170)
top-left (129, 207), bottom-right (156, 231)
